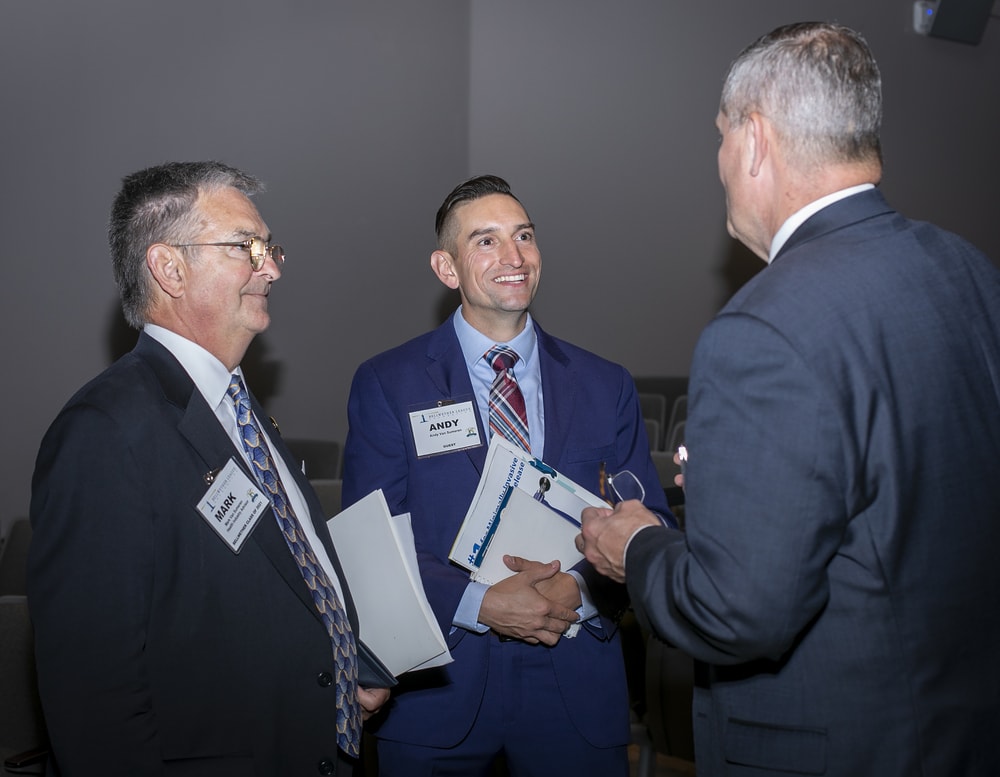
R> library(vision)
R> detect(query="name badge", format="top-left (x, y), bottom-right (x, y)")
top-left (196, 458), bottom-right (268, 553)
top-left (409, 401), bottom-right (482, 458)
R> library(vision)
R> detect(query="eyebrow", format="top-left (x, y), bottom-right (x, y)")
top-left (466, 222), bottom-right (535, 241)
top-left (232, 228), bottom-right (273, 242)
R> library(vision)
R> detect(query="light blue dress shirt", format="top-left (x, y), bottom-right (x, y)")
top-left (449, 308), bottom-right (597, 634)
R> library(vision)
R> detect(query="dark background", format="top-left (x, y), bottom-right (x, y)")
top-left (3, 0), bottom-right (998, 531)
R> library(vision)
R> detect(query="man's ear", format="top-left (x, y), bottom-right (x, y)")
top-left (147, 243), bottom-right (186, 299)
top-left (430, 250), bottom-right (460, 290)
top-left (746, 111), bottom-right (769, 178)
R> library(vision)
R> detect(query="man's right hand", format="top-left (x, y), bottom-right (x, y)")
top-left (478, 558), bottom-right (580, 645)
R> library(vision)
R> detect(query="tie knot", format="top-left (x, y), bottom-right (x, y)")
top-left (228, 374), bottom-right (248, 405)
top-left (486, 345), bottom-right (519, 374)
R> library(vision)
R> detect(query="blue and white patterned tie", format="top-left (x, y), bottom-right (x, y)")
top-left (228, 375), bottom-right (361, 757)
top-left (485, 346), bottom-right (530, 452)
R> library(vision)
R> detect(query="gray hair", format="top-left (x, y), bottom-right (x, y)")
top-left (108, 161), bottom-right (264, 328)
top-left (720, 22), bottom-right (882, 170)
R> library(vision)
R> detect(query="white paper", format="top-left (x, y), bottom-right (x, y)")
top-left (449, 436), bottom-right (608, 575)
top-left (327, 490), bottom-right (452, 676)
top-left (470, 487), bottom-right (585, 585)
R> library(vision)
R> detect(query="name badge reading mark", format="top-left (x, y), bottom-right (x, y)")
top-left (196, 458), bottom-right (268, 553)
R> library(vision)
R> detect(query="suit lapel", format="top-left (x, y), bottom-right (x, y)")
top-left (536, 324), bottom-right (575, 465)
top-left (426, 320), bottom-right (489, 475)
top-left (135, 333), bottom-right (329, 625)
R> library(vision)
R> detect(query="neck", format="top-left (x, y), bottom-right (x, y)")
top-left (780, 159), bottom-right (881, 222)
top-left (461, 307), bottom-right (528, 344)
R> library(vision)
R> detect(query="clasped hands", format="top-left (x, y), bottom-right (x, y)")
top-left (479, 556), bottom-right (583, 645)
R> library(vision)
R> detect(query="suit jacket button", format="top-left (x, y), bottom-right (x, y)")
top-left (317, 671), bottom-right (333, 687)
top-left (318, 758), bottom-right (336, 774)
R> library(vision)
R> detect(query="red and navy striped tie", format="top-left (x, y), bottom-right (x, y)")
top-left (485, 346), bottom-right (530, 452)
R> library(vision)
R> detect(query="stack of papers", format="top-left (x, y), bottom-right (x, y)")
top-left (449, 437), bottom-right (608, 584)
top-left (327, 490), bottom-right (452, 677)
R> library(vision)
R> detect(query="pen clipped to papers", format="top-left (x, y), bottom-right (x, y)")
top-left (449, 437), bottom-right (608, 584)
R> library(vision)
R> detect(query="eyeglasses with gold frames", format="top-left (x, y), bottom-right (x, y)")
top-left (171, 236), bottom-right (284, 272)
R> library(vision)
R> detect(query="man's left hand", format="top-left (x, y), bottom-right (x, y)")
top-left (358, 685), bottom-right (391, 721)
top-left (503, 555), bottom-right (582, 610)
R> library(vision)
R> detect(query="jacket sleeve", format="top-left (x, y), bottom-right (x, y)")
top-left (625, 313), bottom-right (846, 665)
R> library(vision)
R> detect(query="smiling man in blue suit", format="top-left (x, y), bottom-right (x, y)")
top-left (580, 22), bottom-right (1000, 776)
top-left (343, 175), bottom-right (672, 775)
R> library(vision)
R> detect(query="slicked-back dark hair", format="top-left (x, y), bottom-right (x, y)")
top-left (434, 174), bottom-right (526, 253)
top-left (108, 161), bottom-right (263, 329)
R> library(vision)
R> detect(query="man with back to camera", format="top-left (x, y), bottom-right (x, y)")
top-left (579, 22), bottom-right (1000, 776)
top-left (28, 161), bottom-right (389, 776)
top-left (342, 174), bottom-right (674, 775)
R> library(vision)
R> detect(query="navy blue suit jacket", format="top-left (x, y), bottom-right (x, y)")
top-left (343, 315), bottom-right (669, 749)
top-left (627, 190), bottom-right (1000, 775)
top-left (28, 333), bottom-right (359, 776)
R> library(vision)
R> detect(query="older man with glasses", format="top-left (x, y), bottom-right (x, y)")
top-left (28, 160), bottom-right (389, 777)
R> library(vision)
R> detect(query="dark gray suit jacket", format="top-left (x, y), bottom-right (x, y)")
top-left (29, 333), bottom-right (358, 776)
top-left (628, 190), bottom-right (1000, 775)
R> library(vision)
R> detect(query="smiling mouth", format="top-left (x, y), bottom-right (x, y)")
top-left (493, 273), bottom-right (526, 283)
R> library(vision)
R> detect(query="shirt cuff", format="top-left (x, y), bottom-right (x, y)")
top-left (567, 570), bottom-right (598, 622)
top-left (453, 581), bottom-right (490, 633)
top-left (622, 524), bottom-right (660, 572)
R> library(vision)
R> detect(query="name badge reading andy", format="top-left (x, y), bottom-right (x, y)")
top-left (410, 401), bottom-right (482, 458)
top-left (196, 458), bottom-right (268, 553)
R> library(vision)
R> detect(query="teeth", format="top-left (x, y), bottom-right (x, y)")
top-left (494, 274), bottom-right (525, 283)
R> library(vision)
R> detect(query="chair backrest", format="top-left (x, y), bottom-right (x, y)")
top-left (0, 519), bottom-right (32, 597)
top-left (634, 377), bottom-right (688, 419)
top-left (643, 419), bottom-right (661, 451)
top-left (0, 595), bottom-right (48, 767)
top-left (637, 393), bottom-right (668, 449)
top-left (309, 478), bottom-right (343, 518)
top-left (648, 450), bottom-right (680, 489)
top-left (665, 420), bottom-right (686, 456)
top-left (284, 438), bottom-right (342, 480)
top-left (665, 395), bottom-right (687, 449)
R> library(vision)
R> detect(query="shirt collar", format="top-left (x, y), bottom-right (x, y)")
top-left (143, 324), bottom-right (240, 411)
top-left (769, 183), bottom-right (876, 263)
top-left (452, 306), bottom-right (538, 371)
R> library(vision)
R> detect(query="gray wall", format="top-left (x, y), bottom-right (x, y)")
top-left (3, 0), bottom-right (998, 530)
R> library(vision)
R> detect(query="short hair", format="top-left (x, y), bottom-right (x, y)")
top-left (720, 22), bottom-right (882, 170)
top-left (108, 161), bottom-right (264, 329)
top-left (434, 174), bottom-right (527, 252)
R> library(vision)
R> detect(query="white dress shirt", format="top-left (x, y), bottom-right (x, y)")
top-left (144, 324), bottom-right (346, 602)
